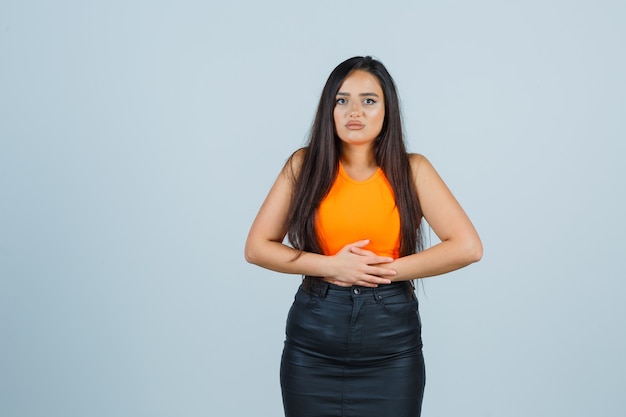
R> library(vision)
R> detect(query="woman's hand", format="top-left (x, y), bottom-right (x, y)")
top-left (324, 240), bottom-right (397, 288)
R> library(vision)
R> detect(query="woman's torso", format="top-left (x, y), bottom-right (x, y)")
top-left (315, 163), bottom-right (401, 258)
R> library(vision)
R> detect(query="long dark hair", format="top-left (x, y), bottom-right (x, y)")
top-left (286, 56), bottom-right (423, 258)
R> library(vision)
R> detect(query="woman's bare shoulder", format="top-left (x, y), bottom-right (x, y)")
top-left (289, 147), bottom-right (306, 165)
top-left (407, 153), bottom-right (430, 175)
top-left (282, 147), bottom-right (307, 182)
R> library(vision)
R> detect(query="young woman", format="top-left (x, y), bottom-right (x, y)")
top-left (245, 56), bottom-right (482, 417)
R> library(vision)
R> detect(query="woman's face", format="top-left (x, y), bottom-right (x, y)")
top-left (333, 70), bottom-right (385, 146)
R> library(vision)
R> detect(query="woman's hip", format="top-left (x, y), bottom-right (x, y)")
top-left (284, 278), bottom-right (423, 363)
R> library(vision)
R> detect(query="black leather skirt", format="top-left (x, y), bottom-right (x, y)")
top-left (280, 277), bottom-right (425, 417)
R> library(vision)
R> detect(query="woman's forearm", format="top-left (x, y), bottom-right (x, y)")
top-left (388, 237), bottom-right (483, 281)
top-left (245, 240), bottom-right (331, 277)
top-left (246, 239), bottom-right (400, 286)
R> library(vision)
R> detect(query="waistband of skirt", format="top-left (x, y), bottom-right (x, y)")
top-left (302, 276), bottom-right (414, 298)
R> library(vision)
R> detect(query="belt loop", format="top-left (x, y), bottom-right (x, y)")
top-left (320, 281), bottom-right (329, 299)
top-left (397, 280), bottom-right (414, 298)
top-left (373, 287), bottom-right (383, 303)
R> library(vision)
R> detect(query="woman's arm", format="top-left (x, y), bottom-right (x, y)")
top-left (244, 150), bottom-right (397, 287)
top-left (352, 154), bottom-right (482, 281)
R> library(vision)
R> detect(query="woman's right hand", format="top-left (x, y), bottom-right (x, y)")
top-left (325, 240), bottom-right (397, 288)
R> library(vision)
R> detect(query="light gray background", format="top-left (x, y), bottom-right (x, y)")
top-left (1, 1), bottom-right (624, 416)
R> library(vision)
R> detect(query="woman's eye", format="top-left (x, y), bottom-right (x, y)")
top-left (364, 98), bottom-right (376, 105)
top-left (336, 98), bottom-right (347, 105)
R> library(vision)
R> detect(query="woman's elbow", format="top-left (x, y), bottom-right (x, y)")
top-left (465, 236), bottom-right (483, 264)
top-left (244, 241), bottom-right (260, 265)
top-left (244, 249), bottom-right (255, 265)
top-left (451, 233), bottom-right (482, 266)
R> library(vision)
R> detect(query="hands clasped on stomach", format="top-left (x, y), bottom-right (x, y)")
top-left (323, 239), bottom-right (397, 288)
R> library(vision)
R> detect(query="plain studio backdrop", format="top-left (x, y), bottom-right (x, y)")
top-left (1, 1), bottom-right (624, 416)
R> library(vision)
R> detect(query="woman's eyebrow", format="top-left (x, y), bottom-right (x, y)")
top-left (336, 92), bottom-right (380, 97)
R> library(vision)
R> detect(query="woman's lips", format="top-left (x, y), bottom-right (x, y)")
top-left (346, 121), bottom-right (364, 129)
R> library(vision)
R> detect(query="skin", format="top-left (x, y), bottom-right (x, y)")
top-left (245, 70), bottom-right (482, 287)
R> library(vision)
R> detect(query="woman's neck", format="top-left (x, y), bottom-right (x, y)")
top-left (340, 144), bottom-right (378, 180)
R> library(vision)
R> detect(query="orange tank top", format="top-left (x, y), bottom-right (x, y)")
top-left (315, 163), bottom-right (401, 258)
